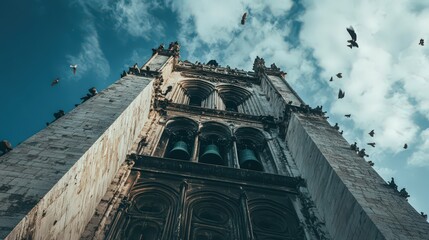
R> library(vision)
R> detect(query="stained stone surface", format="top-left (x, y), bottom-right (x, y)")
top-left (286, 113), bottom-right (429, 240)
top-left (0, 75), bottom-right (154, 240)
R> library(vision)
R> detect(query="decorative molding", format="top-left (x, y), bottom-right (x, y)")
top-left (132, 155), bottom-right (303, 193)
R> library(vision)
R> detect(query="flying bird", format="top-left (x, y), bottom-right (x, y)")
top-left (338, 89), bottom-right (345, 99)
top-left (419, 39), bottom-right (424, 46)
top-left (51, 77), bottom-right (60, 86)
top-left (369, 130), bottom-right (375, 137)
top-left (336, 73), bottom-right (342, 78)
top-left (346, 26), bottom-right (359, 48)
top-left (345, 114), bottom-right (351, 118)
top-left (403, 143), bottom-right (408, 149)
top-left (70, 64), bottom-right (78, 75)
top-left (241, 12), bottom-right (247, 25)
top-left (367, 142), bottom-right (376, 147)
top-left (329, 76), bottom-right (333, 82)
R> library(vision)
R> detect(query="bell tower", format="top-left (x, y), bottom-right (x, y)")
top-left (1, 42), bottom-right (429, 240)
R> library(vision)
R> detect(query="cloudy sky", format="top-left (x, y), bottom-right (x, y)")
top-left (0, 0), bottom-right (428, 218)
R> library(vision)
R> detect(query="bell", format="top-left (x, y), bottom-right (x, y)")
top-left (200, 144), bottom-right (224, 165)
top-left (168, 141), bottom-right (190, 160)
top-left (239, 149), bottom-right (263, 171)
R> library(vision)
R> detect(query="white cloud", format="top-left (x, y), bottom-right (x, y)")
top-left (374, 167), bottom-right (397, 181)
top-left (298, 0), bottom-right (429, 156)
top-left (66, 23), bottom-right (110, 80)
top-left (113, 0), bottom-right (164, 39)
top-left (409, 129), bottom-right (429, 166)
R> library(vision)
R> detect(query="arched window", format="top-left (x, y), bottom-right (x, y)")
top-left (217, 84), bottom-right (252, 113)
top-left (107, 183), bottom-right (179, 240)
top-left (184, 191), bottom-right (243, 240)
top-left (178, 79), bottom-right (215, 107)
top-left (189, 96), bottom-right (203, 106)
top-left (235, 127), bottom-right (272, 172)
top-left (198, 122), bottom-right (233, 167)
top-left (248, 199), bottom-right (304, 239)
top-left (224, 100), bottom-right (238, 112)
top-left (155, 117), bottom-right (198, 161)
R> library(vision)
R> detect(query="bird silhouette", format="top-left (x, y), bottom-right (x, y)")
top-left (70, 64), bottom-right (78, 75)
top-left (53, 110), bottom-right (65, 120)
top-left (419, 39), bottom-right (424, 46)
top-left (345, 114), bottom-right (351, 118)
top-left (333, 123), bottom-right (340, 130)
top-left (369, 130), bottom-right (375, 137)
top-left (403, 143), bottom-right (408, 149)
top-left (163, 86), bottom-right (173, 95)
top-left (367, 142), bottom-right (376, 147)
top-left (368, 161), bottom-right (374, 166)
top-left (338, 89), bottom-right (345, 99)
top-left (0, 140), bottom-right (13, 155)
top-left (51, 78), bottom-right (60, 86)
top-left (241, 12), bottom-right (247, 25)
top-left (89, 87), bottom-right (98, 96)
top-left (329, 76), bottom-right (333, 82)
top-left (346, 26), bottom-right (359, 48)
top-left (336, 73), bottom-right (342, 78)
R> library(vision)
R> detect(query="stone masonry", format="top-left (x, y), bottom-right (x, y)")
top-left (0, 57), bottom-right (167, 239)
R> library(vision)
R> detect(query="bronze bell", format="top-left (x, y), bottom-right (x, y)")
top-left (200, 144), bottom-right (224, 165)
top-left (239, 149), bottom-right (263, 171)
top-left (168, 140), bottom-right (190, 160)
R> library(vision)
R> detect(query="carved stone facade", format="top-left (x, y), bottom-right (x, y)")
top-left (1, 43), bottom-right (429, 240)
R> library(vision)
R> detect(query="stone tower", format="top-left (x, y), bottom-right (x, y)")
top-left (1, 43), bottom-right (429, 240)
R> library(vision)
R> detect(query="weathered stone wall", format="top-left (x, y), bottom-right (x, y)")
top-left (0, 75), bottom-right (154, 240)
top-left (260, 74), bottom-right (303, 119)
top-left (286, 113), bottom-right (429, 240)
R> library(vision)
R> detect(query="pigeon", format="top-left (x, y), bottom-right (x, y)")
top-left (336, 73), bottom-right (342, 78)
top-left (369, 130), bottom-right (375, 137)
top-left (70, 64), bottom-right (78, 75)
top-left (403, 143), bottom-right (408, 149)
top-left (345, 114), bottom-right (351, 118)
top-left (388, 177), bottom-right (398, 191)
top-left (0, 140), bottom-right (13, 155)
top-left (367, 142), bottom-right (376, 147)
top-left (399, 188), bottom-right (410, 199)
top-left (338, 89), bottom-right (345, 99)
top-left (207, 60), bottom-right (219, 67)
top-left (53, 110), bottom-right (65, 120)
top-left (419, 39), bottom-right (424, 46)
top-left (333, 123), bottom-right (340, 130)
top-left (163, 86), bottom-right (173, 95)
top-left (89, 87), bottom-right (98, 96)
top-left (51, 78), bottom-right (60, 86)
top-left (368, 161), bottom-right (374, 166)
top-left (346, 26), bottom-right (359, 48)
top-left (329, 76), bottom-right (333, 82)
top-left (339, 130), bottom-right (343, 135)
top-left (241, 12), bottom-right (247, 25)
top-left (358, 148), bottom-right (369, 157)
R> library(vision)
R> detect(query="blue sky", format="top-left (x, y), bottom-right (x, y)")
top-left (1, 0), bottom-right (428, 218)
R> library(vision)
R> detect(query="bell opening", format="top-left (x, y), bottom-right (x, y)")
top-left (199, 144), bottom-right (224, 165)
top-left (168, 140), bottom-right (190, 160)
top-left (239, 148), bottom-right (263, 171)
